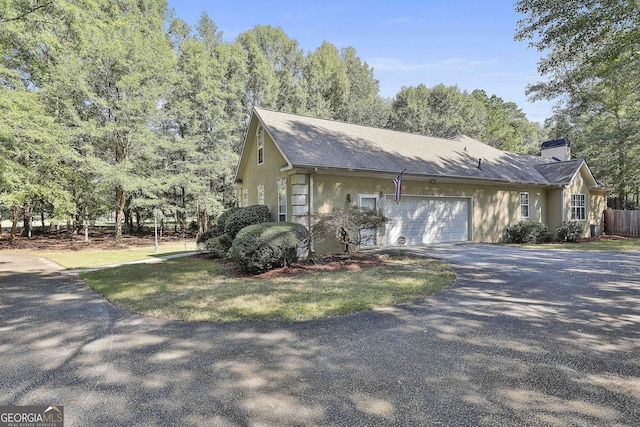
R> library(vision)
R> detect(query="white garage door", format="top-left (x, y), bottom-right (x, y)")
top-left (385, 196), bottom-right (470, 246)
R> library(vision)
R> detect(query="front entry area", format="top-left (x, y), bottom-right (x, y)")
top-left (384, 195), bottom-right (471, 246)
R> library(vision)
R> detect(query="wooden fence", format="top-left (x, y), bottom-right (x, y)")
top-left (604, 209), bottom-right (640, 237)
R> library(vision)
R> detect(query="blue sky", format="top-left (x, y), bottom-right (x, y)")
top-left (167, 0), bottom-right (553, 124)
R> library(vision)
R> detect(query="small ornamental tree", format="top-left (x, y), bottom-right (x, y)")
top-left (311, 207), bottom-right (389, 253)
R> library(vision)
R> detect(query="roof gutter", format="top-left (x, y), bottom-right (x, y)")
top-left (290, 164), bottom-right (562, 188)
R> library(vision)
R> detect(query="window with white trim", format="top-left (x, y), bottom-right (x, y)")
top-left (257, 184), bottom-right (264, 205)
top-left (520, 192), bottom-right (529, 218)
top-left (358, 194), bottom-right (379, 247)
top-left (570, 194), bottom-right (586, 220)
top-left (242, 188), bottom-right (248, 207)
top-left (257, 125), bottom-right (264, 165)
top-left (277, 179), bottom-right (286, 222)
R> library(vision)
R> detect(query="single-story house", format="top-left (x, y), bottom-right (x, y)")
top-left (234, 107), bottom-right (609, 254)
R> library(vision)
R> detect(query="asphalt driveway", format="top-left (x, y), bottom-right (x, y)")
top-left (1, 244), bottom-right (639, 426)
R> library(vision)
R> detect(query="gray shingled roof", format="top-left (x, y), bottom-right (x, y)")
top-left (253, 107), bottom-right (597, 187)
top-left (534, 159), bottom-right (586, 184)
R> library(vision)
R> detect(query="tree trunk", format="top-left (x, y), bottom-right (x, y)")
top-left (83, 205), bottom-right (89, 242)
top-left (9, 205), bottom-right (18, 246)
top-left (135, 209), bottom-right (142, 233)
top-left (197, 208), bottom-right (207, 237)
top-left (67, 219), bottom-right (73, 240)
top-left (21, 202), bottom-right (32, 238)
top-left (180, 187), bottom-right (186, 235)
top-left (40, 209), bottom-right (45, 232)
top-left (115, 185), bottom-right (126, 242)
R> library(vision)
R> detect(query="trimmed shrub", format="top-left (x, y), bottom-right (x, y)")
top-left (506, 220), bottom-right (551, 244)
top-left (197, 205), bottom-right (271, 254)
top-left (204, 236), bottom-right (229, 259)
top-left (557, 221), bottom-right (584, 242)
top-left (216, 207), bottom-right (241, 233)
top-left (196, 228), bottom-right (218, 245)
top-left (224, 205), bottom-right (271, 240)
top-left (228, 222), bottom-right (309, 274)
top-left (196, 207), bottom-right (241, 250)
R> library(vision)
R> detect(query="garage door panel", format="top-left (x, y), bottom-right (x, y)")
top-left (385, 196), bottom-right (470, 246)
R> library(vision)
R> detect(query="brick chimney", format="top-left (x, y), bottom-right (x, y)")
top-left (541, 138), bottom-right (571, 161)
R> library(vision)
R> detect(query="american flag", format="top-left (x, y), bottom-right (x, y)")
top-left (392, 173), bottom-right (403, 205)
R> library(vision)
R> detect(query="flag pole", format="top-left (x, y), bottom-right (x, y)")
top-left (393, 169), bottom-right (406, 205)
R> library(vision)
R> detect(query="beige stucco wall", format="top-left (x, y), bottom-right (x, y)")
top-left (561, 167), bottom-right (607, 237)
top-left (235, 117), bottom-right (608, 251)
top-left (311, 173), bottom-right (548, 252)
top-left (589, 192), bottom-right (606, 235)
top-left (545, 188), bottom-right (564, 235)
top-left (236, 125), bottom-right (289, 222)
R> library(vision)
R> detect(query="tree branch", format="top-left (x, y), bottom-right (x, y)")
top-left (0, 1), bottom-right (53, 24)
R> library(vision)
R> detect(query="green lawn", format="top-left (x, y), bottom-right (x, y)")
top-left (80, 255), bottom-right (455, 322)
top-left (10, 241), bottom-right (196, 269)
top-left (520, 237), bottom-right (640, 251)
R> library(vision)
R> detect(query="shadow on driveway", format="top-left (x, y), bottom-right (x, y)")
top-left (1, 245), bottom-right (639, 426)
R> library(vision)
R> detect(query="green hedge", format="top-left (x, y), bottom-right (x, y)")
top-left (557, 221), bottom-right (584, 242)
top-left (506, 220), bottom-right (552, 244)
top-left (228, 222), bottom-right (309, 274)
top-left (197, 206), bottom-right (269, 254)
top-left (223, 205), bottom-right (271, 240)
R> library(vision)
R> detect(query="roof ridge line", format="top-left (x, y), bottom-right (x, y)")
top-left (253, 106), bottom-right (470, 145)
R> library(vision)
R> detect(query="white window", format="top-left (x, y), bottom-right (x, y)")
top-left (358, 194), bottom-right (379, 247)
top-left (257, 125), bottom-right (264, 165)
top-left (277, 179), bottom-right (286, 222)
top-left (242, 188), bottom-right (248, 207)
top-left (257, 184), bottom-right (264, 205)
top-left (571, 194), bottom-right (586, 220)
top-left (520, 192), bottom-right (529, 218)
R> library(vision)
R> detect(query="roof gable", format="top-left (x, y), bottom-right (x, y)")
top-left (535, 159), bottom-right (585, 185)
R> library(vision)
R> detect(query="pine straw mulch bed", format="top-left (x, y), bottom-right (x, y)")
top-left (201, 252), bottom-right (387, 279)
top-left (578, 234), bottom-right (631, 242)
top-left (0, 229), bottom-right (195, 251)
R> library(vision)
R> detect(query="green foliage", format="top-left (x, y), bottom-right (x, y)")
top-left (223, 205), bottom-right (271, 240)
top-left (515, 0), bottom-right (640, 101)
top-left (203, 235), bottom-right (230, 259)
top-left (556, 221), bottom-right (584, 243)
top-left (196, 206), bottom-right (239, 252)
top-left (506, 220), bottom-right (551, 244)
top-left (516, 0), bottom-right (640, 205)
top-left (334, 46), bottom-right (389, 127)
top-left (198, 205), bottom-right (270, 254)
top-left (196, 228), bottom-right (218, 245)
top-left (237, 25), bottom-right (306, 112)
top-left (228, 222), bottom-right (309, 274)
top-left (472, 89), bottom-right (542, 153)
top-left (388, 84), bottom-right (486, 139)
top-left (0, 0), bottom-right (546, 245)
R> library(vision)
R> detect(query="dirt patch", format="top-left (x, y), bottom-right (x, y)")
top-left (0, 229), bottom-right (195, 251)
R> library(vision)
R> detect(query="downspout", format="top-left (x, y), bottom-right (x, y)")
top-left (561, 187), bottom-right (566, 221)
top-left (309, 168), bottom-right (317, 253)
